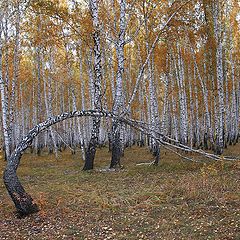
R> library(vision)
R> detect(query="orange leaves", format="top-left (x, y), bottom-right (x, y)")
top-left (154, 44), bottom-right (167, 73)
top-left (30, 0), bottom-right (69, 18)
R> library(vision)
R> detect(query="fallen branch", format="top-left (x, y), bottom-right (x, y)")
top-left (136, 161), bottom-right (156, 166)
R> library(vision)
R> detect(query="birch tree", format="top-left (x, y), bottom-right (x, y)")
top-left (203, 0), bottom-right (225, 154)
top-left (0, 1), bottom-right (11, 160)
top-left (109, 0), bottom-right (127, 168)
top-left (83, 0), bottom-right (102, 170)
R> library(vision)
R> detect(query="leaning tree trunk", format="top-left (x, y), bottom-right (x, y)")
top-left (2, 110), bottom-right (124, 216)
top-left (4, 156), bottom-right (39, 217)
top-left (3, 110), bottom-right (110, 216)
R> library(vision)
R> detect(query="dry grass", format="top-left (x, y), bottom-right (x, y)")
top-left (0, 144), bottom-right (239, 240)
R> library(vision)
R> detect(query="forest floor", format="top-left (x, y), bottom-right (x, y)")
top-left (0, 144), bottom-right (239, 240)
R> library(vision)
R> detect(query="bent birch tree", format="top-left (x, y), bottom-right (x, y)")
top-left (3, 109), bottom-right (238, 217)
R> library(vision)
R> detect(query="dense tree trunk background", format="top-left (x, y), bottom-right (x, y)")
top-left (0, 0), bottom-right (239, 177)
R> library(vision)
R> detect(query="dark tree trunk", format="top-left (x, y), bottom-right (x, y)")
top-left (204, 132), bottom-right (209, 150)
top-left (37, 146), bottom-right (41, 156)
top-left (83, 148), bottom-right (95, 170)
top-left (3, 153), bottom-right (39, 217)
top-left (110, 125), bottom-right (122, 168)
top-left (82, 118), bottom-right (100, 171)
top-left (153, 143), bottom-right (160, 166)
top-left (108, 132), bottom-right (113, 152)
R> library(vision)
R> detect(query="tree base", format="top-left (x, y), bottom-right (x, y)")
top-left (16, 204), bottom-right (39, 218)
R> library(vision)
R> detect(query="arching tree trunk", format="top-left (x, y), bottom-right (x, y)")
top-left (3, 110), bottom-right (114, 216)
top-left (3, 108), bottom-right (235, 216)
top-left (3, 110), bottom-right (112, 216)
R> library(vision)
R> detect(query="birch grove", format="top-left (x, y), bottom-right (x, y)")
top-left (0, 0), bottom-right (239, 170)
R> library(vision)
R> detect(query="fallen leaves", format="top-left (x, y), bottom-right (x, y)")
top-left (0, 146), bottom-right (239, 239)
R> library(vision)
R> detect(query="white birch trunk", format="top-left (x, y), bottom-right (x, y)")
top-left (213, 2), bottom-right (225, 154)
top-left (110, 0), bottom-right (126, 168)
top-left (42, 50), bottom-right (58, 156)
top-left (0, 23), bottom-right (11, 160)
top-left (83, 0), bottom-right (102, 170)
